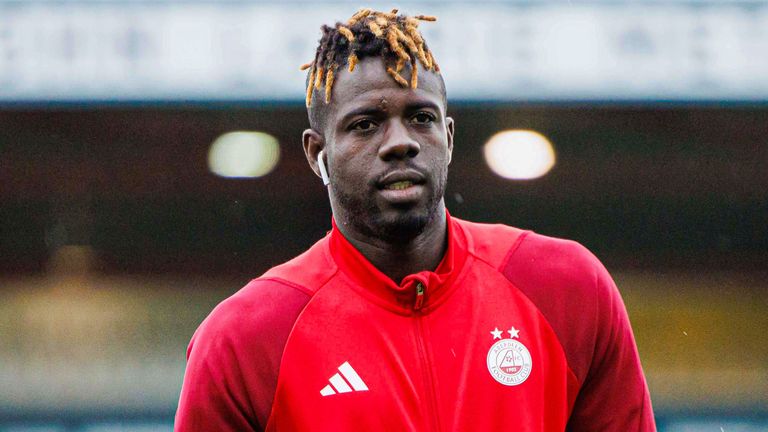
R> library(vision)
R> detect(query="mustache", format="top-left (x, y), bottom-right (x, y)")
top-left (371, 165), bottom-right (429, 187)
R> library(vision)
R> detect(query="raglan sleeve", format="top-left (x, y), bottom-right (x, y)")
top-left (174, 280), bottom-right (312, 432)
top-left (566, 260), bottom-right (656, 431)
top-left (174, 300), bottom-right (261, 432)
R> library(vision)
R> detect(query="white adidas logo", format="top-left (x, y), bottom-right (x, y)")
top-left (320, 361), bottom-right (369, 396)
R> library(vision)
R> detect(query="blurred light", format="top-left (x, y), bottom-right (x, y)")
top-left (208, 131), bottom-right (280, 178)
top-left (483, 130), bottom-right (556, 180)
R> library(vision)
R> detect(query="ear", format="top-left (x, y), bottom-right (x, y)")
top-left (445, 116), bottom-right (455, 165)
top-left (302, 128), bottom-right (325, 180)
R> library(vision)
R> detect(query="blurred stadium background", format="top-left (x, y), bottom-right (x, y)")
top-left (1, 0), bottom-right (767, 431)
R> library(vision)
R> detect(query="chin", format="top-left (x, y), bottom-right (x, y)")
top-left (333, 181), bottom-right (445, 244)
top-left (373, 209), bottom-right (431, 243)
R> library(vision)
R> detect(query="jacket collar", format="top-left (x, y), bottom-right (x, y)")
top-left (329, 210), bottom-right (469, 315)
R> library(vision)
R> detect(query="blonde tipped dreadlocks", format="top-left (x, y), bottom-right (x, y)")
top-left (324, 66), bottom-right (336, 104)
top-left (301, 9), bottom-right (439, 107)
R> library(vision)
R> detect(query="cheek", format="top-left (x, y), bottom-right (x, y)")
top-left (427, 137), bottom-right (452, 165)
top-left (335, 138), bottom-right (378, 166)
top-left (330, 151), bottom-right (370, 187)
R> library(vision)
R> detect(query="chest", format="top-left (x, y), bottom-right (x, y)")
top-left (267, 270), bottom-right (576, 432)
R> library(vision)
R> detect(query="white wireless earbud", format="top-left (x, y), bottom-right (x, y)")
top-left (317, 150), bottom-right (330, 186)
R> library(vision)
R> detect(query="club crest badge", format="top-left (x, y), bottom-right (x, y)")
top-left (486, 326), bottom-right (532, 386)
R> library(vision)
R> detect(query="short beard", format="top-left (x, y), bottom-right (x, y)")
top-left (332, 168), bottom-right (447, 245)
top-left (373, 208), bottom-right (434, 244)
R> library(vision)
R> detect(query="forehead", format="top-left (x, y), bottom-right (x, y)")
top-left (329, 57), bottom-right (446, 117)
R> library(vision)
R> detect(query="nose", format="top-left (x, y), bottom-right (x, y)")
top-left (378, 120), bottom-right (420, 161)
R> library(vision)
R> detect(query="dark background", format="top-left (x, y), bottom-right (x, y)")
top-left (3, 105), bottom-right (766, 275)
top-left (1, 104), bottom-right (767, 431)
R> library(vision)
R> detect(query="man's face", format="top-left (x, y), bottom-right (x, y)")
top-left (314, 57), bottom-right (454, 243)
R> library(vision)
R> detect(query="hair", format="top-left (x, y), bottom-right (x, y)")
top-left (301, 9), bottom-right (442, 132)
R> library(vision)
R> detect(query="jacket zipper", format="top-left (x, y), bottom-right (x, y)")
top-left (413, 281), bottom-right (441, 431)
top-left (414, 281), bottom-right (425, 310)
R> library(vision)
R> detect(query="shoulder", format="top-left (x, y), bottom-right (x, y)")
top-left (180, 237), bottom-right (335, 429)
top-left (455, 217), bottom-right (617, 380)
top-left (188, 234), bottom-right (335, 357)
top-left (178, 278), bottom-right (315, 430)
top-left (452, 217), bottom-right (606, 296)
top-left (260, 233), bottom-right (337, 293)
top-left (499, 230), bottom-right (620, 384)
top-left (454, 218), bottom-right (600, 276)
top-left (188, 278), bottom-right (313, 360)
top-left (452, 217), bottom-right (528, 268)
top-left (504, 231), bottom-right (606, 292)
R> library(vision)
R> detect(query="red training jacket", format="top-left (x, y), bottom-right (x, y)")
top-left (175, 214), bottom-right (656, 431)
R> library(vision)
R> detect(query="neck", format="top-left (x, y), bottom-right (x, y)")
top-left (335, 207), bottom-right (449, 284)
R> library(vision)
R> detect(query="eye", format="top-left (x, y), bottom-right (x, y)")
top-left (412, 112), bottom-right (436, 125)
top-left (350, 119), bottom-right (378, 131)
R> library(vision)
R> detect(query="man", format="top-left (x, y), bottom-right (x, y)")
top-left (175, 9), bottom-right (655, 431)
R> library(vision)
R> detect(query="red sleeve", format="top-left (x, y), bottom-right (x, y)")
top-left (174, 279), bottom-right (311, 432)
top-left (502, 233), bottom-right (656, 431)
top-left (565, 255), bottom-right (655, 431)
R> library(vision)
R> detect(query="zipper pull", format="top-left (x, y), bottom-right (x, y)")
top-left (414, 281), bottom-right (425, 310)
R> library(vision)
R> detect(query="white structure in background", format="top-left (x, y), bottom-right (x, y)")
top-left (0, 1), bottom-right (766, 102)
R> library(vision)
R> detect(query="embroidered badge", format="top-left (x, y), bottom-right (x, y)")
top-left (486, 326), bottom-right (532, 386)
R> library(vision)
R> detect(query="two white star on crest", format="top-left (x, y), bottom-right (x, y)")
top-left (490, 326), bottom-right (521, 340)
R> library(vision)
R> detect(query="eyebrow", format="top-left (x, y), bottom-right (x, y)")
top-left (340, 107), bottom-right (384, 124)
top-left (339, 100), bottom-right (442, 124)
top-left (405, 100), bottom-right (442, 113)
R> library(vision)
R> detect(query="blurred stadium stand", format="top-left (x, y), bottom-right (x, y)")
top-left (1, 1), bottom-right (767, 431)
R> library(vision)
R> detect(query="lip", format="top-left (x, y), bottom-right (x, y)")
top-left (376, 169), bottom-right (426, 189)
top-left (378, 183), bottom-right (425, 204)
top-left (375, 169), bottom-right (427, 205)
